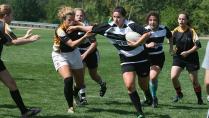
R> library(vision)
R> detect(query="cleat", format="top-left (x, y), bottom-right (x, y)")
top-left (21, 108), bottom-right (41, 118)
top-left (80, 98), bottom-right (88, 105)
top-left (74, 95), bottom-right (80, 106)
top-left (172, 93), bottom-right (183, 103)
top-left (137, 112), bottom-right (145, 118)
top-left (67, 107), bottom-right (75, 113)
top-left (152, 97), bottom-right (158, 108)
top-left (207, 95), bottom-right (209, 102)
top-left (99, 82), bottom-right (107, 97)
top-left (198, 99), bottom-right (203, 105)
top-left (141, 98), bottom-right (152, 106)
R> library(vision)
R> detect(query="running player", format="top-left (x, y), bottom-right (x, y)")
top-left (74, 8), bottom-right (106, 99)
top-left (202, 41), bottom-right (209, 102)
top-left (68, 6), bottom-right (152, 118)
top-left (171, 11), bottom-right (203, 105)
top-left (144, 11), bottom-right (173, 107)
top-left (0, 4), bottom-right (41, 118)
top-left (51, 6), bottom-right (92, 113)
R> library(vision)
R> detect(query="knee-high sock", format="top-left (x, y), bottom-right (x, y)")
top-left (10, 90), bottom-right (28, 114)
top-left (64, 77), bottom-right (73, 107)
top-left (149, 79), bottom-right (158, 97)
top-left (194, 85), bottom-right (202, 100)
top-left (129, 91), bottom-right (143, 113)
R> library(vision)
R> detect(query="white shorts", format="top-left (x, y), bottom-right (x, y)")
top-left (202, 41), bottom-right (209, 69)
top-left (52, 48), bottom-right (83, 71)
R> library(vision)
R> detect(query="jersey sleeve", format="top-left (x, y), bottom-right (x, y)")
top-left (191, 28), bottom-right (201, 48)
top-left (0, 23), bottom-right (15, 44)
top-left (91, 23), bottom-right (111, 35)
top-left (56, 27), bottom-right (70, 43)
top-left (165, 26), bottom-right (172, 38)
top-left (128, 23), bottom-right (147, 35)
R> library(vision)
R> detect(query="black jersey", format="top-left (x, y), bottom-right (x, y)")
top-left (0, 21), bottom-right (17, 56)
top-left (77, 21), bottom-right (97, 52)
top-left (172, 26), bottom-right (199, 55)
top-left (145, 25), bottom-right (172, 55)
top-left (91, 20), bottom-right (148, 65)
top-left (53, 23), bottom-right (83, 52)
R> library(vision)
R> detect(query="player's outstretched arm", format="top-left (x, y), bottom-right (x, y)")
top-left (10, 34), bottom-right (40, 46)
top-left (128, 32), bottom-right (151, 47)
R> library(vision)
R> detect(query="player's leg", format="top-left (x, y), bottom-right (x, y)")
top-left (0, 64), bottom-right (41, 117)
top-left (149, 65), bottom-right (161, 107)
top-left (122, 64), bottom-right (144, 117)
top-left (171, 66), bottom-right (183, 102)
top-left (188, 70), bottom-right (203, 104)
top-left (204, 69), bottom-right (209, 102)
top-left (58, 65), bottom-right (74, 113)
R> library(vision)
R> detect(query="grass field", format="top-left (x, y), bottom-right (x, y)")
top-left (0, 28), bottom-right (208, 118)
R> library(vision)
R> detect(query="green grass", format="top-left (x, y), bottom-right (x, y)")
top-left (0, 28), bottom-right (208, 118)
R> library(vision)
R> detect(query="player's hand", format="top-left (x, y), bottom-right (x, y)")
top-left (146, 42), bottom-right (156, 48)
top-left (84, 31), bottom-right (94, 38)
top-left (29, 35), bottom-right (40, 41)
top-left (67, 26), bottom-right (78, 33)
top-left (24, 29), bottom-right (33, 38)
top-left (180, 51), bottom-right (189, 58)
top-left (127, 40), bottom-right (137, 47)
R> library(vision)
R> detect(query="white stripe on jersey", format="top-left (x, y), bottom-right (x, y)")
top-left (120, 59), bottom-right (148, 65)
top-left (118, 45), bottom-right (144, 57)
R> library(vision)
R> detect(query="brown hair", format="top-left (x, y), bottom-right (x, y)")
top-left (0, 4), bottom-right (12, 18)
top-left (146, 11), bottom-right (160, 25)
top-left (57, 6), bottom-right (74, 20)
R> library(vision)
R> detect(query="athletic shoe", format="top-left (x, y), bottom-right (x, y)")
top-left (21, 108), bottom-right (41, 118)
top-left (137, 112), bottom-right (145, 118)
top-left (152, 97), bottom-right (158, 108)
top-left (141, 98), bottom-right (152, 106)
top-left (207, 95), bottom-right (209, 102)
top-left (99, 82), bottom-right (107, 97)
top-left (67, 107), bottom-right (75, 113)
top-left (172, 92), bottom-right (183, 103)
top-left (198, 98), bottom-right (203, 105)
top-left (80, 98), bottom-right (88, 105)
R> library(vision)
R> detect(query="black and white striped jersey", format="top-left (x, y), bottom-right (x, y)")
top-left (145, 25), bottom-right (172, 55)
top-left (77, 21), bottom-right (96, 51)
top-left (91, 20), bottom-right (148, 65)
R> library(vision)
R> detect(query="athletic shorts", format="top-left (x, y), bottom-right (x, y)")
top-left (81, 50), bottom-right (99, 69)
top-left (148, 52), bottom-right (165, 69)
top-left (0, 59), bottom-right (6, 72)
top-left (52, 48), bottom-right (83, 71)
top-left (121, 61), bottom-right (150, 77)
top-left (172, 53), bottom-right (200, 72)
top-left (202, 41), bottom-right (209, 69)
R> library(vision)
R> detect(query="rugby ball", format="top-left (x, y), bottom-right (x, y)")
top-left (125, 31), bottom-right (141, 41)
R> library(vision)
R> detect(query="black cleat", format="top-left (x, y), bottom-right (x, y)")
top-left (172, 92), bottom-right (183, 103)
top-left (21, 108), bottom-right (41, 118)
top-left (141, 98), bottom-right (152, 106)
top-left (99, 82), bottom-right (107, 97)
top-left (198, 98), bottom-right (203, 105)
top-left (152, 97), bottom-right (158, 108)
top-left (137, 112), bottom-right (145, 118)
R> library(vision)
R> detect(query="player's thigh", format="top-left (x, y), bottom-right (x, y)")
top-left (0, 70), bottom-right (17, 90)
top-left (205, 69), bottom-right (209, 85)
top-left (171, 66), bottom-right (182, 79)
top-left (58, 65), bottom-right (73, 79)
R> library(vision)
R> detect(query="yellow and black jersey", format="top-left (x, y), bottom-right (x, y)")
top-left (0, 20), bottom-right (17, 56)
top-left (53, 22), bottom-right (83, 52)
top-left (172, 26), bottom-right (200, 55)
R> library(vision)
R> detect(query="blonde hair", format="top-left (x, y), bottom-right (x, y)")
top-left (74, 8), bottom-right (85, 16)
top-left (0, 4), bottom-right (12, 18)
top-left (57, 6), bottom-right (74, 20)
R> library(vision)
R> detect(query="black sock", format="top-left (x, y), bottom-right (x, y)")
top-left (144, 90), bottom-right (152, 101)
top-left (129, 91), bottom-right (143, 113)
top-left (73, 86), bottom-right (80, 97)
top-left (194, 85), bottom-right (202, 100)
top-left (10, 90), bottom-right (28, 114)
top-left (64, 77), bottom-right (73, 107)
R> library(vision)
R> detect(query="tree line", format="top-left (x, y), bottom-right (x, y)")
top-left (1, 0), bottom-right (209, 34)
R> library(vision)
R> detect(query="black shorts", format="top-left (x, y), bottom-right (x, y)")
top-left (81, 50), bottom-right (99, 69)
top-left (121, 61), bottom-right (150, 77)
top-left (0, 59), bottom-right (6, 72)
top-left (148, 52), bottom-right (165, 69)
top-left (172, 53), bottom-right (200, 72)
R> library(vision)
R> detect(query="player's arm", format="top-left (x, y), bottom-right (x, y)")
top-left (166, 27), bottom-right (174, 55)
top-left (128, 32), bottom-right (151, 47)
top-left (4, 25), bottom-right (40, 46)
top-left (81, 40), bottom-right (97, 60)
top-left (67, 25), bottom-right (93, 33)
top-left (180, 29), bottom-right (201, 58)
